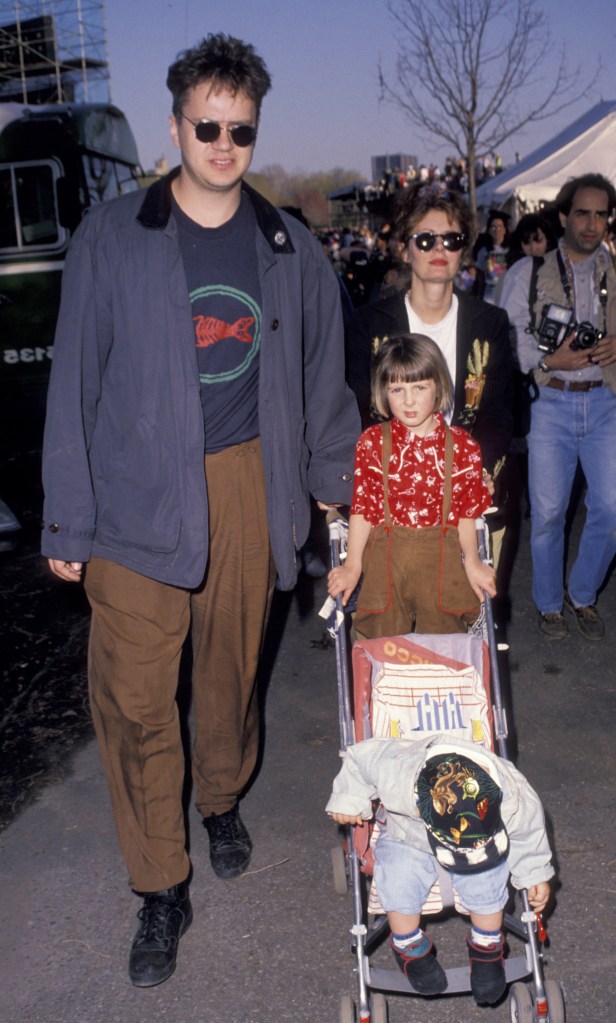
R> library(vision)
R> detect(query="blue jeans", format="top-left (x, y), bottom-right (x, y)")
top-left (374, 835), bottom-right (510, 917)
top-left (528, 384), bottom-right (616, 613)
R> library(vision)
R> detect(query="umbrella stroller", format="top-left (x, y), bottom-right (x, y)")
top-left (323, 513), bottom-right (565, 1023)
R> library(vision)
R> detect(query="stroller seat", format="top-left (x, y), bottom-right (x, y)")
top-left (351, 632), bottom-right (493, 917)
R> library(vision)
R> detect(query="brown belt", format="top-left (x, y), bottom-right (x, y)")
top-left (546, 378), bottom-right (603, 393)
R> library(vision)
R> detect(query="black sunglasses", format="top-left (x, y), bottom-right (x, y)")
top-left (180, 115), bottom-right (257, 147)
top-left (411, 231), bottom-right (466, 252)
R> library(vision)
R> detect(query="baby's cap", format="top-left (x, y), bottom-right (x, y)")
top-left (415, 752), bottom-right (509, 874)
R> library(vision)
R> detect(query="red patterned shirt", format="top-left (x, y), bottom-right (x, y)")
top-left (351, 413), bottom-right (491, 528)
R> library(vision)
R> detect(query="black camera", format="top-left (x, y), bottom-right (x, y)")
top-left (569, 321), bottom-right (604, 351)
top-left (536, 303), bottom-right (603, 353)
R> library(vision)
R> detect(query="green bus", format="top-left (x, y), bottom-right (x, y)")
top-left (0, 102), bottom-right (143, 397)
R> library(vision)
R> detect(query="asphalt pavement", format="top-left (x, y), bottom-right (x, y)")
top-left (0, 447), bottom-right (615, 1023)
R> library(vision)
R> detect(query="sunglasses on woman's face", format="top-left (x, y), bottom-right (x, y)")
top-left (411, 231), bottom-right (466, 252)
top-left (180, 114), bottom-right (257, 147)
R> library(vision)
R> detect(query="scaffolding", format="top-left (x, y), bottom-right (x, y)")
top-left (0, 0), bottom-right (109, 104)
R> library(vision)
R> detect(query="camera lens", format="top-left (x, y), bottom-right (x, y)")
top-left (572, 322), bottom-right (599, 350)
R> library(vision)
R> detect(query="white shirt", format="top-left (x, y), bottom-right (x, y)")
top-left (405, 293), bottom-right (458, 422)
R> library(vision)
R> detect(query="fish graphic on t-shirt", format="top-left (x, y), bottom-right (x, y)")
top-left (193, 315), bottom-right (255, 348)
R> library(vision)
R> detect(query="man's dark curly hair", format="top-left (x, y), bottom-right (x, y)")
top-left (166, 33), bottom-right (272, 119)
top-left (556, 173), bottom-right (616, 217)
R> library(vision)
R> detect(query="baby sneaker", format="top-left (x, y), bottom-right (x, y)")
top-left (390, 933), bottom-right (448, 995)
top-left (467, 930), bottom-right (506, 1005)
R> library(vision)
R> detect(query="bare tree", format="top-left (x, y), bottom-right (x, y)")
top-left (379, 0), bottom-right (597, 218)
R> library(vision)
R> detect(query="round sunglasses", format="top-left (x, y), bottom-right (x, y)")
top-left (411, 231), bottom-right (466, 252)
top-left (180, 114), bottom-right (257, 148)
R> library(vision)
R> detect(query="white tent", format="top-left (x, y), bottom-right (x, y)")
top-left (475, 101), bottom-right (616, 216)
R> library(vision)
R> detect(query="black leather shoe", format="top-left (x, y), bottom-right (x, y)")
top-left (128, 881), bottom-right (192, 987)
top-left (203, 805), bottom-right (252, 879)
top-left (467, 932), bottom-right (506, 1005)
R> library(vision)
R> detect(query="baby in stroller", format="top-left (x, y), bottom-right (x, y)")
top-left (326, 735), bottom-right (554, 1005)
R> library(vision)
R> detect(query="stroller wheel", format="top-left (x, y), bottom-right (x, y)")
top-left (544, 979), bottom-right (566, 1022)
top-left (371, 992), bottom-right (388, 1023)
top-left (331, 845), bottom-right (349, 895)
top-left (339, 993), bottom-right (355, 1023)
top-left (509, 982), bottom-right (533, 1022)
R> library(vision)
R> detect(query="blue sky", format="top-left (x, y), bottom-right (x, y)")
top-left (106, 0), bottom-right (616, 179)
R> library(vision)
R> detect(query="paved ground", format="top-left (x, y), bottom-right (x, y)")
top-left (0, 447), bottom-right (615, 1023)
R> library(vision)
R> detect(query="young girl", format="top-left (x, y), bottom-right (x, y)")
top-left (328, 333), bottom-right (496, 637)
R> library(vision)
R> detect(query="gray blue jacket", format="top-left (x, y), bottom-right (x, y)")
top-left (42, 171), bottom-right (360, 589)
top-left (326, 735), bottom-right (554, 892)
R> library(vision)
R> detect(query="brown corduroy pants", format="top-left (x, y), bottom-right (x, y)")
top-left (353, 524), bottom-right (478, 640)
top-left (84, 439), bottom-right (276, 892)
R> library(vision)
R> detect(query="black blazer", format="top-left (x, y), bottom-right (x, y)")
top-left (345, 289), bottom-right (514, 477)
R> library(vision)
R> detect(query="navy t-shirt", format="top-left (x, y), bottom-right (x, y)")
top-left (173, 194), bottom-right (262, 453)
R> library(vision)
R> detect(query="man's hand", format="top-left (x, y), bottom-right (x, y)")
top-left (48, 559), bottom-right (84, 582)
top-left (546, 331), bottom-right (616, 371)
top-left (482, 471), bottom-right (495, 497)
top-left (588, 332), bottom-right (616, 368)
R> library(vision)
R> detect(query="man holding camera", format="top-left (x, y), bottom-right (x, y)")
top-left (502, 173), bottom-right (616, 640)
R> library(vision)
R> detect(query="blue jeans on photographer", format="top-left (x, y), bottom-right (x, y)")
top-left (528, 383), bottom-right (616, 613)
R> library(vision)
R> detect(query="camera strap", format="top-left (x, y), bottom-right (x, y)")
top-left (556, 247), bottom-right (608, 334)
top-left (527, 256), bottom-right (544, 334)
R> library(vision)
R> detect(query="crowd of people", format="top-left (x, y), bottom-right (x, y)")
top-left (321, 198), bottom-right (616, 314)
top-left (322, 175), bottom-right (616, 645)
top-left (370, 152), bottom-right (504, 201)
top-left (39, 28), bottom-right (615, 1004)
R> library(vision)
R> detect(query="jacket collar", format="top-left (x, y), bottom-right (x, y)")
top-left (136, 167), bottom-right (295, 254)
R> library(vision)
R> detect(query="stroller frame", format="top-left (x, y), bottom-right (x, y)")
top-left (326, 513), bottom-right (565, 1023)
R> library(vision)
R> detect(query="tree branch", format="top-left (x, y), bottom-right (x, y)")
top-left (381, 0), bottom-right (599, 213)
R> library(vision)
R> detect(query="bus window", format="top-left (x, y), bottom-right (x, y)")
top-left (16, 164), bottom-right (60, 245)
top-left (0, 161), bottom-right (66, 252)
top-left (0, 168), bottom-right (18, 248)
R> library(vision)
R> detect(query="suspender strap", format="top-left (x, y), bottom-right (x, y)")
top-left (381, 420), bottom-right (393, 527)
top-left (442, 426), bottom-right (454, 523)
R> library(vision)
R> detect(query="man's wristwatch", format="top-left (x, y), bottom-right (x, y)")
top-left (538, 356), bottom-right (551, 373)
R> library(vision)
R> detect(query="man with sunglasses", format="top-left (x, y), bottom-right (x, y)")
top-left (41, 33), bottom-right (359, 986)
top-left (346, 183), bottom-right (513, 518)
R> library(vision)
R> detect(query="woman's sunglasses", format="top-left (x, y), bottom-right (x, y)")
top-left (411, 231), bottom-right (466, 252)
top-left (180, 115), bottom-right (257, 148)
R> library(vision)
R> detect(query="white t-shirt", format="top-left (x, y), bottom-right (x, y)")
top-left (405, 293), bottom-right (458, 422)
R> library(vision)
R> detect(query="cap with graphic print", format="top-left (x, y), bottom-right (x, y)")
top-left (415, 753), bottom-right (509, 874)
